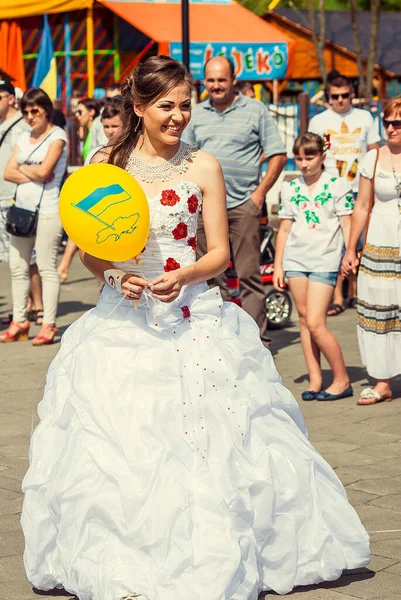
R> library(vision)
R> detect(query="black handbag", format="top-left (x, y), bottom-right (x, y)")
top-left (5, 131), bottom-right (52, 238)
top-left (5, 203), bottom-right (41, 237)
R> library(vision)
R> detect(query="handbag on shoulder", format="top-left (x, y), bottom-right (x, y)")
top-left (5, 131), bottom-right (52, 238)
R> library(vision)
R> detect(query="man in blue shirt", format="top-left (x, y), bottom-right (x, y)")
top-left (184, 57), bottom-right (287, 347)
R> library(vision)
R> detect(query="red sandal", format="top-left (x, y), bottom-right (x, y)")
top-left (32, 325), bottom-right (57, 346)
top-left (0, 321), bottom-right (30, 343)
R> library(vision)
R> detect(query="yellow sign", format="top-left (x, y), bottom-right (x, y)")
top-left (59, 164), bottom-right (150, 261)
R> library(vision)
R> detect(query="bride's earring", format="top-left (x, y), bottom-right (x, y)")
top-left (134, 117), bottom-right (142, 133)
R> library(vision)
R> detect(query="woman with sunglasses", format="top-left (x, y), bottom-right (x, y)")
top-left (75, 97), bottom-right (99, 162)
top-left (342, 96), bottom-right (401, 405)
top-left (1, 88), bottom-right (67, 345)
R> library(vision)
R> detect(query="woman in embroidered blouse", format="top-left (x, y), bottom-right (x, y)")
top-left (21, 58), bottom-right (370, 600)
top-left (342, 97), bottom-right (401, 405)
top-left (274, 133), bottom-right (354, 401)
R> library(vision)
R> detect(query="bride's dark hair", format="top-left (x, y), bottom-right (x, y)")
top-left (108, 55), bottom-right (194, 169)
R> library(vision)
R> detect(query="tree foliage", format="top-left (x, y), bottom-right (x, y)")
top-left (238, 0), bottom-right (398, 15)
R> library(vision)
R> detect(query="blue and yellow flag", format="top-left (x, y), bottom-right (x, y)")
top-left (32, 15), bottom-right (57, 100)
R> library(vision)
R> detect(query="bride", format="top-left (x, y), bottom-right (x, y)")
top-left (21, 56), bottom-right (369, 600)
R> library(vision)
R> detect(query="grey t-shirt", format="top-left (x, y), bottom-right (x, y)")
top-left (0, 112), bottom-right (30, 201)
top-left (183, 94), bottom-right (286, 209)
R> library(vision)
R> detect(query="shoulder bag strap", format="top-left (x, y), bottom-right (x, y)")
top-left (362, 149), bottom-right (379, 250)
top-left (0, 116), bottom-right (23, 148)
top-left (16, 130), bottom-right (55, 209)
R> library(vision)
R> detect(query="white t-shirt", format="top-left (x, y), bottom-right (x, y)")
top-left (309, 107), bottom-right (380, 192)
top-left (279, 171), bottom-right (354, 272)
top-left (15, 127), bottom-right (67, 214)
top-left (0, 112), bottom-right (30, 202)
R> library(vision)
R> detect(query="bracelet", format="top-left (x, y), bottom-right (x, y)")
top-left (104, 269), bottom-right (126, 294)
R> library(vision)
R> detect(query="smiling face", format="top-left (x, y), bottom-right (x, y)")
top-left (328, 85), bottom-right (353, 114)
top-left (204, 58), bottom-right (236, 110)
top-left (383, 110), bottom-right (401, 148)
top-left (294, 148), bottom-right (326, 178)
top-left (22, 103), bottom-right (49, 131)
top-left (135, 83), bottom-right (192, 146)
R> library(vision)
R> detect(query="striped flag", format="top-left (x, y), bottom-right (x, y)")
top-left (32, 15), bottom-right (57, 100)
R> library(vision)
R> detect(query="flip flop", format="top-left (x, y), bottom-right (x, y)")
top-left (357, 387), bottom-right (392, 406)
top-left (327, 303), bottom-right (344, 317)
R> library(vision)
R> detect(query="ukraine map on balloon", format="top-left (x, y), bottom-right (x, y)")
top-left (72, 184), bottom-right (140, 244)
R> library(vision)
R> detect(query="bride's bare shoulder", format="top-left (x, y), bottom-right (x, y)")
top-left (190, 148), bottom-right (222, 176)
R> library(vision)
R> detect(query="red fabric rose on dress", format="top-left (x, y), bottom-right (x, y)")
top-left (187, 236), bottom-right (197, 251)
top-left (181, 306), bottom-right (191, 318)
top-left (161, 189), bottom-right (180, 206)
top-left (164, 257), bottom-right (181, 272)
top-left (172, 222), bottom-right (188, 240)
top-left (187, 194), bottom-right (198, 214)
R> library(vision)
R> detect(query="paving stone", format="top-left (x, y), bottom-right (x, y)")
top-left (370, 538), bottom-right (401, 561)
top-left (0, 531), bottom-right (25, 558)
top-left (369, 494), bottom-right (401, 512)
top-left (338, 464), bottom-right (401, 483)
top-left (348, 476), bottom-right (401, 496)
top-left (319, 571), bottom-right (401, 598)
top-left (353, 505), bottom-right (401, 531)
top-left (384, 562), bottom-right (401, 575)
top-left (345, 489), bottom-right (380, 507)
top-left (313, 441), bottom-right (361, 455)
top-left (0, 514), bottom-right (22, 535)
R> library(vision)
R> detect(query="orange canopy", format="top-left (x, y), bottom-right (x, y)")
top-left (99, 0), bottom-right (295, 78)
top-left (100, 1), bottom-right (292, 45)
top-left (0, 0), bottom-right (93, 19)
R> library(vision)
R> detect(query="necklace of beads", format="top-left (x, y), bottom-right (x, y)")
top-left (127, 141), bottom-right (196, 183)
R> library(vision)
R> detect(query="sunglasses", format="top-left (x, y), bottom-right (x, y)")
top-left (383, 119), bottom-right (401, 130)
top-left (330, 92), bottom-right (351, 100)
top-left (75, 110), bottom-right (83, 116)
top-left (22, 107), bottom-right (41, 117)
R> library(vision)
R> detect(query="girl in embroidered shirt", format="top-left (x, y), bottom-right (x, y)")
top-left (274, 132), bottom-right (354, 402)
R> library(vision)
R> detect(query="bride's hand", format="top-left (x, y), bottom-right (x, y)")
top-left (121, 274), bottom-right (149, 300)
top-left (149, 270), bottom-right (185, 303)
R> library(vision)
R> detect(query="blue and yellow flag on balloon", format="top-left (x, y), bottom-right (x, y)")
top-left (32, 15), bottom-right (57, 101)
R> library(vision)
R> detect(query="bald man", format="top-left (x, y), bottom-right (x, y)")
top-left (183, 57), bottom-right (287, 348)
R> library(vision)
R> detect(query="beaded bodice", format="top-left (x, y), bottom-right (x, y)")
top-left (113, 179), bottom-right (202, 281)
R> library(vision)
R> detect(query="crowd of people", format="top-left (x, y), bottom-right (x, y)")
top-left (0, 52), bottom-right (399, 600)
top-left (0, 66), bottom-right (400, 406)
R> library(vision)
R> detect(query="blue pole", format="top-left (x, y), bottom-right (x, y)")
top-left (64, 13), bottom-right (72, 110)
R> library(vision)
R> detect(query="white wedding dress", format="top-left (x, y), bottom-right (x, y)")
top-left (22, 178), bottom-right (370, 600)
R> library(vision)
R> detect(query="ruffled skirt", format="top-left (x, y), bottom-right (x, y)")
top-left (21, 284), bottom-right (370, 600)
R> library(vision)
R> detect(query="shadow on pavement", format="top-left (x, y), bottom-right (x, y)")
top-left (33, 589), bottom-right (76, 598)
top-left (57, 300), bottom-right (95, 318)
top-left (262, 567), bottom-right (375, 595)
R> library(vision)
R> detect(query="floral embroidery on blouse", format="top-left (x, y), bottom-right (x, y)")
top-left (164, 257), bottom-right (181, 272)
top-left (161, 189), bottom-right (180, 207)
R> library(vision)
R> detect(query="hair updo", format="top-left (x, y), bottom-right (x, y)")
top-left (108, 55), bottom-right (194, 169)
top-left (293, 132), bottom-right (324, 156)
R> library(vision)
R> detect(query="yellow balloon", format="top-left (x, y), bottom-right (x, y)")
top-left (59, 164), bottom-right (150, 261)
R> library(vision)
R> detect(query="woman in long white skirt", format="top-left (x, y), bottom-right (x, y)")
top-left (343, 97), bottom-right (401, 404)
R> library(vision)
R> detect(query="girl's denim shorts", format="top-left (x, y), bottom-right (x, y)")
top-left (285, 270), bottom-right (338, 287)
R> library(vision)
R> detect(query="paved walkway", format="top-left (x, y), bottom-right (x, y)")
top-left (0, 260), bottom-right (400, 600)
